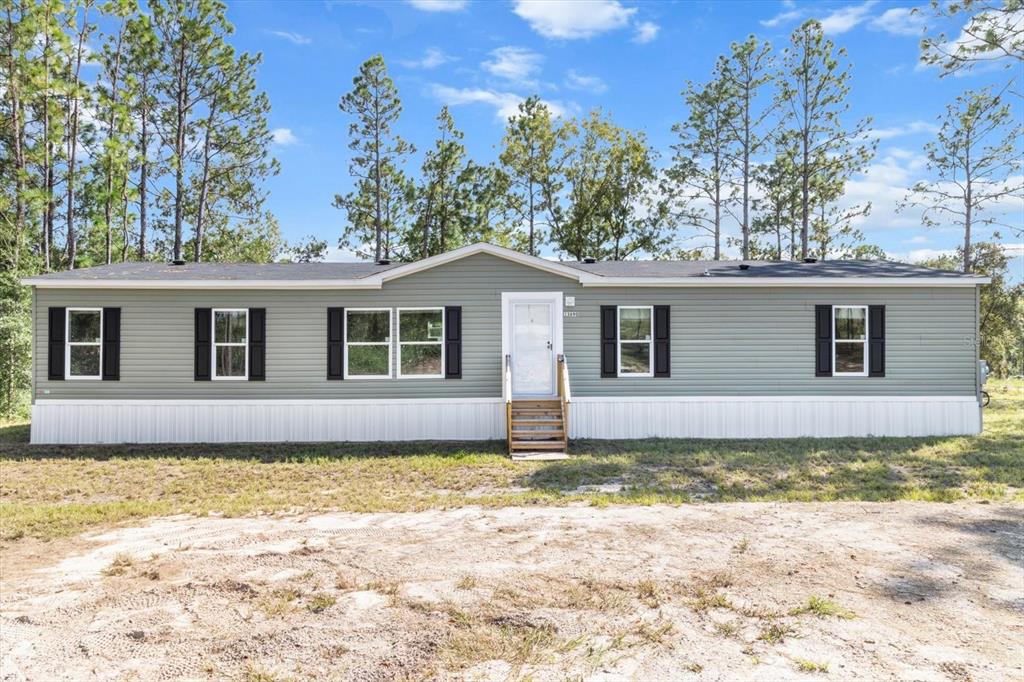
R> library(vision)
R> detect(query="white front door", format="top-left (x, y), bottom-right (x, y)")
top-left (503, 292), bottom-right (563, 398)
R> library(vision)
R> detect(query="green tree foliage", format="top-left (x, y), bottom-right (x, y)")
top-left (922, 242), bottom-right (1023, 376)
top-left (549, 110), bottom-right (667, 261)
top-left (665, 70), bottom-right (736, 260)
top-left (749, 145), bottom-right (801, 260)
top-left (918, 0), bottom-right (1024, 77)
top-left (719, 35), bottom-right (775, 259)
top-left (287, 235), bottom-right (329, 263)
top-left (900, 87), bottom-right (1022, 273)
top-left (498, 96), bottom-right (567, 256)
top-left (778, 20), bottom-right (875, 259)
top-left (335, 54), bottom-right (414, 263)
top-left (409, 106), bottom-right (469, 258)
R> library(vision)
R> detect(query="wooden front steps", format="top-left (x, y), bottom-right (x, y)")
top-left (508, 398), bottom-right (567, 460)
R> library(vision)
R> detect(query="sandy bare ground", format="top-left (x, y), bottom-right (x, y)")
top-left (1, 502), bottom-right (1021, 681)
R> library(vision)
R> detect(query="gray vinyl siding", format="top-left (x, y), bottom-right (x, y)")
top-left (33, 252), bottom-right (979, 400)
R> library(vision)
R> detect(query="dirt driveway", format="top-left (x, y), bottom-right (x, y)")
top-left (1, 502), bottom-right (1021, 681)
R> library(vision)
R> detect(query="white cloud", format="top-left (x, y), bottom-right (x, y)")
top-left (400, 47), bottom-right (455, 69)
top-left (564, 69), bottom-right (608, 94)
top-left (901, 235), bottom-right (930, 244)
top-left (868, 120), bottom-right (941, 140)
top-left (429, 84), bottom-right (567, 121)
top-left (632, 21), bottom-right (660, 44)
top-left (512, 0), bottom-right (636, 39)
top-left (760, 3), bottom-right (803, 28)
top-left (869, 7), bottom-right (927, 36)
top-left (265, 30), bottom-right (311, 45)
top-left (482, 46), bottom-right (543, 87)
top-left (819, 0), bottom-right (878, 35)
top-left (271, 128), bottom-right (299, 146)
top-left (406, 0), bottom-right (466, 11)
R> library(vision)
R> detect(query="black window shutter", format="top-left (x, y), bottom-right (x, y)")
top-left (249, 308), bottom-right (266, 381)
top-left (101, 307), bottom-right (120, 381)
top-left (600, 305), bottom-right (617, 378)
top-left (327, 307), bottom-right (344, 380)
top-left (653, 305), bottom-right (670, 378)
top-left (445, 306), bottom-right (462, 379)
top-left (868, 305), bottom-right (885, 378)
top-left (195, 308), bottom-right (211, 381)
top-left (48, 307), bottom-right (66, 380)
top-left (815, 305), bottom-right (832, 377)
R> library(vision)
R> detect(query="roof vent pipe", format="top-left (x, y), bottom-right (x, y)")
top-left (803, 257), bottom-right (818, 263)
top-left (171, 259), bottom-right (186, 266)
top-left (377, 258), bottom-right (391, 265)
top-left (739, 263), bottom-right (750, 270)
top-left (582, 257), bottom-right (597, 264)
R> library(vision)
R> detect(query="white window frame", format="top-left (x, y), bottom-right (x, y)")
top-left (65, 307), bottom-right (103, 380)
top-left (617, 305), bottom-right (654, 378)
top-left (396, 307), bottom-right (444, 379)
top-left (344, 307), bottom-right (393, 379)
top-left (832, 304), bottom-right (869, 377)
top-left (212, 308), bottom-right (249, 381)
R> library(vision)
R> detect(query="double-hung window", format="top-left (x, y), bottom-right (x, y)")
top-left (213, 308), bottom-right (248, 380)
top-left (345, 309), bottom-right (392, 378)
top-left (833, 305), bottom-right (868, 376)
top-left (66, 308), bottom-right (102, 379)
top-left (617, 306), bottom-right (653, 377)
top-left (397, 308), bottom-right (444, 378)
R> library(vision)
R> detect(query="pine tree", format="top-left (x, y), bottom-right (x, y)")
top-left (750, 146), bottom-right (801, 260)
top-left (901, 87), bottom-right (1023, 272)
top-left (335, 55), bottom-right (413, 263)
top-left (778, 19), bottom-right (875, 259)
top-left (498, 96), bottom-right (566, 256)
top-left (410, 106), bottom-right (468, 258)
top-left (719, 35), bottom-right (775, 260)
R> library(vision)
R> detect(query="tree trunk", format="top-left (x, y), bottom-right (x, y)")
top-left (963, 134), bottom-right (973, 274)
top-left (800, 129), bottom-right (809, 260)
top-left (741, 89), bottom-right (750, 260)
top-left (65, 7), bottom-right (90, 270)
top-left (137, 77), bottom-right (149, 260)
top-left (103, 24), bottom-right (125, 265)
top-left (528, 179), bottom-right (535, 256)
top-left (194, 97), bottom-right (219, 263)
top-left (373, 91), bottom-right (382, 263)
top-left (6, 3), bottom-right (25, 269)
top-left (41, 13), bottom-right (53, 271)
top-left (172, 39), bottom-right (186, 262)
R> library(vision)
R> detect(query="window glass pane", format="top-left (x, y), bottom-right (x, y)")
top-left (835, 342), bottom-right (865, 374)
top-left (68, 310), bottom-right (101, 343)
top-left (620, 342), bottom-right (651, 374)
top-left (619, 307), bottom-right (652, 341)
top-left (69, 345), bottom-right (100, 376)
top-left (215, 311), bottom-right (247, 344)
top-left (835, 307), bottom-right (866, 340)
top-left (400, 310), bottom-right (443, 342)
top-left (401, 344), bottom-right (442, 376)
top-left (347, 345), bottom-right (389, 376)
top-left (347, 310), bottom-right (390, 343)
top-left (215, 345), bottom-right (246, 377)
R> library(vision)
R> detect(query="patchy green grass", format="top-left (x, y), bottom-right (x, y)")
top-left (1, 381), bottom-right (1020, 542)
top-left (795, 658), bottom-right (829, 674)
top-left (789, 596), bottom-right (856, 620)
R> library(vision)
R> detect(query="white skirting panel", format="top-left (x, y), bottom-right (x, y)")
top-left (568, 396), bottom-right (982, 439)
top-left (31, 398), bottom-right (506, 444)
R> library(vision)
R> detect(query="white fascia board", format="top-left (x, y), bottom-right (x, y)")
top-left (377, 242), bottom-right (584, 284)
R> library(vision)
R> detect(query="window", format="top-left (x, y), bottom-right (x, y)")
top-left (66, 308), bottom-right (102, 379)
top-left (398, 308), bottom-right (444, 378)
top-left (213, 309), bottom-right (248, 380)
top-left (346, 308), bottom-right (392, 378)
top-left (833, 305), bottom-right (868, 376)
top-left (617, 306), bottom-right (653, 377)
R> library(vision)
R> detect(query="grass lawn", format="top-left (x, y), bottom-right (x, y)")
top-left (1, 381), bottom-right (1020, 542)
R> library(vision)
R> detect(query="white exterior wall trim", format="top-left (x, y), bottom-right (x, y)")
top-left (569, 395), bottom-right (981, 439)
top-left (31, 395), bottom-right (980, 444)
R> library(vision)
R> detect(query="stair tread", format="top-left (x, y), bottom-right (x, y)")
top-left (512, 419), bottom-right (563, 426)
top-left (511, 440), bottom-right (567, 449)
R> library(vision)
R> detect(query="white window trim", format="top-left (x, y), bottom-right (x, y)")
top-left (832, 305), bottom-right (869, 377)
top-left (212, 308), bottom-right (249, 381)
top-left (396, 307), bottom-right (445, 379)
top-left (344, 307), bottom-right (393, 380)
top-left (617, 305), bottom-right (654, 378)
top-left (65, 307), bottom-right (103, 380)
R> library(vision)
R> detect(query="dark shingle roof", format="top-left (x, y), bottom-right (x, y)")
top-left (29, 260), bottom-right (401, 281)
top-left (561, 259), bottom-right (972, 279)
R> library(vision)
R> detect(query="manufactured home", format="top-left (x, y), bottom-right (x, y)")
top-left (22, 243), bottom-right (989, 452)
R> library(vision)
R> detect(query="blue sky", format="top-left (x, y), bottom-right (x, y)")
top-left (221, 0), bottom-right (1022, 269)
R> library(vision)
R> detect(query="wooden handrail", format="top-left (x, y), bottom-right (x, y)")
top-left (557, 354), bottom-right (571, 442)
top-left (504, 354), bottom-right (513, 452)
